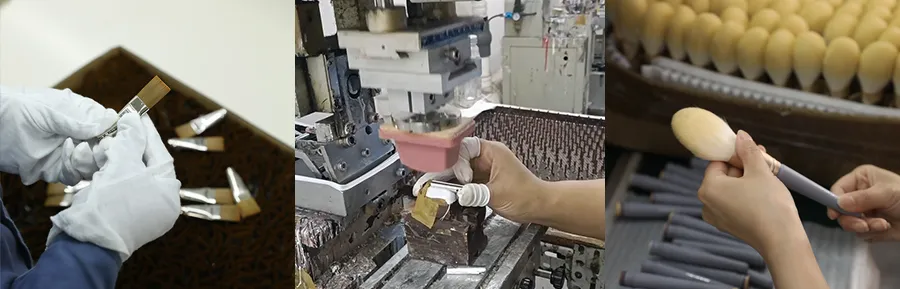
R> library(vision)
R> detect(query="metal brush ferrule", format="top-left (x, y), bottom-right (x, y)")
top-left (429, 180), bottom-right (463, 192)
top-left (167, 138), bottom-right (209, 151)
top-left (58, 194), bottom-right (75, 207)
top-left (190, 108), bottom-right (227, 135)
top-left (94, 95), bottom-right (149, 139)
top-left (181, 205), bottom-right (221, 220)
top-left (226, 167), bottom-right (251, 203)
top-left (66, 181), bottom-right (92, 194)
top-left (179, 188), bottom-right (218, 204)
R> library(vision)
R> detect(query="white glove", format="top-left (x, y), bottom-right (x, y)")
top-left (0, 86), bottom-right (118, 185)
top-left (47, 113), bottom-right (181, 261)
top-left (412, 137), bottom-right (491, 207)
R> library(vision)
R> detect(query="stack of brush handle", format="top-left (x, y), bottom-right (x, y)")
top-left (614, 159), bottom-right (774, 289)
top-left (609, 0), bottom-right (900, 107)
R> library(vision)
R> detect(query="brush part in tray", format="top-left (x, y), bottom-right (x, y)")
top-left (608, 0), bottom-right (900, 110)
top-left (604, 152), bottom-right (878, 289)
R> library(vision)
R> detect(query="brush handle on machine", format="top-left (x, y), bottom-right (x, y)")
top-left (776, 164), bottom-right (863, 218)
top-left (620, 271), bottom-right (736, 289)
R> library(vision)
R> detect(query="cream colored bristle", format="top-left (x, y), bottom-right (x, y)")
top-left (824, 14), bottom-right (859, 42)
top-left (642, 2), bottom-right (677, 57)
top-left (219, 205), bottom-right (242, 222)
top-left (238, 197), bottom-right (261, 218)
top-left (798, 1), bottom-right (834, 33)
top-left (827, 0), bottom-right (843, 6)
top-left (136, 76), bottom-right (170, 109)
top-left (858, 41), bottom-right (899, 104)
top-left (769, 0), bottom-right (801, 15)
top-left (722, 0), bottom-right (749, 11)
top-left (778, 14), bottom-right (810, 35)
top-left (862, 7), bottom-right (892, 23)
top-left (664, 0), bottom-right (684, 7)
top-left (737, 27), bottom-right (771, 80)
top-left (880, 26), bottom-right (900, 48)
top-left (720, 7), bottom-right (749, 28)
top-left (823, 37), bottom-right (861, 98)
top-left (765, 29), bottom-right (796, 87)
top-left (204, 136), bottom-right (226, 152)
top-left (749, 8), bottom-right (782, 31)
top-left (366, 8), bottom-right (407, 33)
top-left (671, 107), bottom-right (737, 162)
top-left (793, 32), bottom-right (828, 91)
top-left (667, 6), bottom-right (699, 61)
top-left (836, 2), bottom-right (864, 17)
top-left (687, 0), bottom-right (712, 13)
top-left (687, 13), bottom-right (724, 67)
top-left (853, 17), bottom-right (889, 50)
top-left (709, 0), bottom-right (727, 13)
top-left (174, 122), bottom-right (197, 138)
top-left (866, 0), bottom-right (896, 11)
top-left (621, 0), bottom-right (650, 58)
top-left (747, 0), bottom-right (771, 14)
top-left (890, 15), bottom-right (900, 28)
top-left (893, 55), bottom-right (900, 107)
top-left (711, 22), bottom-right (747, 73)
top-left (214, 188), bottom-right (235, 205)
top-left (46, 183), bottom-right (68, 196)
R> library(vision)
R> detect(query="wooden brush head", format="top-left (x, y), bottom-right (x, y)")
top-left (853, 17), bottom-right (888, 50)
top-left (687, 13), bottom-right (723, 67)
top-left (204, 136), bottom-right (226, 152)
top-left (711, 22), bottom-right (746, 74)
top-left (749, 8), bottom-right (781, 31)
top-left (824, 13), bottom-right (858, 42)
top-left (793, 31), bottom-right (828, 91)
top-left (175, 122), bottom-right (198, 138)
top-left (237, 197), bottom-right (261, 218)
top-left (798, 0), bottom-right (834, 32)
top-left (671, 107), bottom-right (737, 162)
top-left (214, 188), bottom-right (235, 204)
top-left (219, 205), bottom-right (242, 222)
top-left (823, 37), bottom-right (861, 98)
top-left (666, 5), bottom-right (699, 61)
top-left (720, 6), bottom-right (749, 28)
top-left (737, 27), bottom-right (770, 80)
top-left (765, 29), bottom-right (796, 87)
top-left (778, 14), bottom-right (810, 35)
top-left (858, 41), bottom-right (898, 103)
top-left (137, 76), bottom-right (170, 109)
top-left (642, 1), bottom-right (677, 58)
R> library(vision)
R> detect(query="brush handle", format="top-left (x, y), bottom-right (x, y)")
top-left (641, 260), bottom-right (730, 286)
top-left (649, 241), bottom-right (750, 273)
top-left (651, 193), bottom-right (704, 207)
top-left (665, 225), bottom-right (754, 251)
top-left (631, 174), bottom-right (697, 195)
top-left (747, 268), bottom-right (775, 289)
top-left (617, 202), bottom-right (703, 219)
top-left (668, 213), bottom-right (740, 241)
top-left (620, 271), bottom-right (735, 289)
top-left (776, 164), bottom-right (863, 218)
top-left (672, 239), bottom-right (766, 269)
top-left (661, 260), bottom-right (752, 289)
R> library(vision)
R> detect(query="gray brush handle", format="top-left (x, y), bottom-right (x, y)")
top-left (690, 158), bottom-right (711, 170)
top-left (649, 241), bottom-right (750, 273)
top-left (620, 271), bottom-right (736, 289)
top-left (659, 172), bottom-right (702, 191)
top-left (631, 174), bottom-right (697, 195)
top-left (660, 260), bottom-right (751, 289)
top-left (651, 193), bottom-right (704, 207)
top-left (776, 165), bottom-right (862, 217)
top-left (668, 213), bottom-right (740, 241)
top-left (748, 269), bottom-right (774, 289)
top-left (663, 163), bottom-right (706, 183)
top-left (640, 260), bottom-right (729, 286)
top-left (665, 225), bottom-right (754, 251)
top-left (672, 239), bottom-right (766, 269)
top-left (618, 202), bottom-right (703, 219)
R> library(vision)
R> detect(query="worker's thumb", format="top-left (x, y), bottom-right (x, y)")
top-left (734, 130), bottom-right (768, 177)
top-left (452, 137), bottom-right (482, 183)
top-left (838, 186), bottom-right (898, 213)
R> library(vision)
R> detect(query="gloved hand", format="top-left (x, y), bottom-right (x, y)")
top-left (828, 164), bottom-right (900, 242)
top-left (413, 137), bottom-right (547, 223)
top-left (47, 113), bottom-right (181, 261)
top-left (0, 86), bottom-right (118, 185)
top-left (697, 131), bottom-right (805, 254)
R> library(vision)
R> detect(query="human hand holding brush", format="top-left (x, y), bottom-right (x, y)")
top-left (828, 164), bottom-right (900, 242)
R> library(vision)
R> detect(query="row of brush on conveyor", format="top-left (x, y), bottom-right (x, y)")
top-left (608, 157), bottom-right (774, 289)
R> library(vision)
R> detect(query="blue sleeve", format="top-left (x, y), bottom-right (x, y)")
top-left (4, 233), bottom-right (121, 289)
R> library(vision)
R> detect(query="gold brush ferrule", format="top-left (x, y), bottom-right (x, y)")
top-left (762, 153), bottom-right (782, 175)
top-left (94, 95), bottom-right (149, 140)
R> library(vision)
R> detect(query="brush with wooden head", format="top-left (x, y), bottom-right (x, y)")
top-left (167, 136), bottom-right (226, 152)
top-left (226, 167), bottom-right (261, 218)
top-left (174, 108), bottom-right (227, 138)
top-left (94, 76), bottom-right (170, 140)
top-left (670, 107), bottom-right (862, 218)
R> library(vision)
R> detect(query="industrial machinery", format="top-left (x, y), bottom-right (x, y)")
top-left (294, 1), bottom-right (604, 288)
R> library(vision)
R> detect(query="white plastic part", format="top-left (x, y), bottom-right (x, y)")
top-left (458, 183), bottom-right (491, 207)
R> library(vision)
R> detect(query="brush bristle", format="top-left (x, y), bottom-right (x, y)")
top-left (46, 183), bottom-right (68, 196)
top-left (137, 76), bottom-right (170, 108)
top-left (214, 188), bottom-right (235, 204)
top-left (237, 198), bottom-right (261, 218)
top-left (671, 107), bottom-right (736, 162)
top-left (175, 123), bottom-right (197, 138)
top-left (219, 205), bottom-right (242, 222)
top-left (204, 137), bottom-right (225, 152)
top-left (44, 195), bottom-right (67, 207)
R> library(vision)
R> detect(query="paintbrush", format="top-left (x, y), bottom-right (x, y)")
top-left (174, 108), bottom-right (227, 138)
top-left (94, 76), bottom-right (170, 139)
top-left (670, 107), bottom-right (862, 217)
top-left (167, 137), bottom-right (226, 152)
top-left (46, 180), bottom-right (91, 196)
top-left (226, 167), bottom-right (261, 218)
top-left (44, 194), bottom-right (74, 207)
top-left (180, 204), bottom-right (241, 222)
top-left (179, 188), bottom-right (235, 205)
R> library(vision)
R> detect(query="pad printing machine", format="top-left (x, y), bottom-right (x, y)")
top-left (294, 1), bottom-right (604, 288)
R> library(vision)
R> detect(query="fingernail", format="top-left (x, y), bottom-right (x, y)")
top-left (827, 211), bottom-right (837, 220)
top-left (853, 222), bottom-right (869, 233)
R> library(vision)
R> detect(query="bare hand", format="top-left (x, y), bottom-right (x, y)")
top-left (829, 164), bottom-right (900, 242)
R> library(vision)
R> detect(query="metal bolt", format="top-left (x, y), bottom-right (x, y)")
top-left (337, 162), bottom-right (348, 171)
top-left (395, 167), bottom-right (407, 177)
top-left (361, 148), bottom-right (371, 157)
